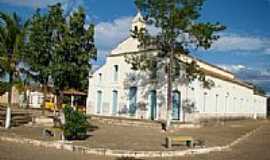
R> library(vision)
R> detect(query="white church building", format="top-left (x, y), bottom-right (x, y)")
top-left (86, 13), bottom-right (267, 122)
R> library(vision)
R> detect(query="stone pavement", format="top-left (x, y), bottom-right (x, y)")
top-left (0, 120), bottom-right (268, 158)
top-left (0, 120), bottom-right (266, 151)
top-left (0, 122), bottom-right (270, 159)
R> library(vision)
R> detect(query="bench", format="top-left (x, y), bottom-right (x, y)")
top-left (166, 136), bottom-right (193, 148)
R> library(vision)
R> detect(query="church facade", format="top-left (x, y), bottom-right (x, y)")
top-left (86, 13), bottom-right (267, 122)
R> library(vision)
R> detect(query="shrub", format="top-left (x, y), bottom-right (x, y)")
top-left (63, 105), bottom-right (89, 140)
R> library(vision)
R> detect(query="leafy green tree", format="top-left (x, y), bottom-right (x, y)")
top-left (25, 4), bottom-right (66, 111)
top-left (25, 9), bottom-right (53, 113)
top-left (26, 4), bottom-right (96, 108)
top-left (0, 81), bottom-right (9, 96)
top-left (126, 0), bottom-right (225, 129)
top-left (49, 4), bottom-right (96, 106)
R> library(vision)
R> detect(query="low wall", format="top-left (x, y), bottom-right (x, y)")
top-left (88, 115), bottom-right (201, 129)
top-left (88, 114), bottom-right (162, 128)
top-left (88, 112), bottom-right (267, 126)
top-left (185, 112), bottom-right (267, 123)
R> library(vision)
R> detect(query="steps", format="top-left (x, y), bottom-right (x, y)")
top-left (0, 107), bottom-right (6, 126)
top-left (0, 106), bottom-right (32, 127)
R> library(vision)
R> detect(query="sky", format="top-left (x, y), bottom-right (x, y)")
top-left (0, 0), bottom-right (270, 94)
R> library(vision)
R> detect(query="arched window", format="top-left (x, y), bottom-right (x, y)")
top-left (134, 26), bottom-right (138, 32)
top-left (98, 73), bottom-right (102, 81)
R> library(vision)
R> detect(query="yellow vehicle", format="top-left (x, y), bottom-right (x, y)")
top-left (45, 102), bottom-right (67, 112)
top-left (44, 97), bottom-right (58, 111)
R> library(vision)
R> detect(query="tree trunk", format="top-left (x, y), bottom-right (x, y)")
top-left (166, 53), bottom-right (173, 131)
top-left (5, 72), bottom-right (13, 129)
top-left (24, 89), bottom-right (29, 109)
top-left (7, 83), bottom-right (12, 108)
top-left (57, 90), bottom-right (64, 109)
top-left (26, 89), bottom-right (30, 109)
top-left (41, 85), bottom-right (48, 115)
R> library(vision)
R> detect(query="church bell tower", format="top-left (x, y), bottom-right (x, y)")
top-left (131, 12), bottom-right (146, 32)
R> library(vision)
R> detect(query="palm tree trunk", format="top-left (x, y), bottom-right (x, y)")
top-left (7, 82), bottom-right (12, 107)
top-left (5, 72), bottom-right (13, 129)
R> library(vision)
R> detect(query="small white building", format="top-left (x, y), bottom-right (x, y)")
top-left (86, 13), bottom-right (267, 122)
top-left (27, 90), bottom-right (55, 109)
top-left (28, 91), bottom-right (44, 109)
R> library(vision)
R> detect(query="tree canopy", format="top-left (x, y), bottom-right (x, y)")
top-left (127, 0), bottom-right (225, 78)
top-left (51, 6), bottom-right (97, 94)
top-left (26, 3), bottom-right (96, 105)
top-left (125, 0), bottom-right (225, 128)
top-left (26, 9), bottom-right (52, 88)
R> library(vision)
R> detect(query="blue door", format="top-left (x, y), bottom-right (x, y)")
top-left (172, 91), bottom-right (181, 120)
top-left (128, 87), bottom-right (137, 115)
top-left (112, 90), bottom-right (118, 114)
top-left (97, 91), bottom-right (102, 114)
top-left (149, 90), bottom-right (157, 120)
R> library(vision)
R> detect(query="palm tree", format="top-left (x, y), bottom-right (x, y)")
top-left (0, 12), bottom-right (28, 128)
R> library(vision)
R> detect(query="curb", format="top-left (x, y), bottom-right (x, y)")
top-left (0, 125), bottom-right (263, 158)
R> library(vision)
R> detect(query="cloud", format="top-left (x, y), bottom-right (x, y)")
top-left (0, 0), bottom-right (86, 16)
top-left (219, 63), bottom-right (270, 93)
top-left (219, 64), bottom-right (270, 81)
top-left (251, 79), bottom-right (270, 95)
top-left (238, 69), bottom-right (270, 81)
top-left (265, 48), bottom-right (270, 54)
top-left (0, 0), bottom-right (68, 8)
top-left (94, 15), bottom-right (162, 57)
top-left (210, 33), bottom-right (270, 54)
top-left (93, 16), bottom-right (133, 65)
top-left (218, 64), bottom-right (246, 73)
top-left (91, 49), bottom-right (110, 70)
top-left (62, 0), bottom-right (86, 16)
top-left (95, 16), bottom-right (133, 51)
